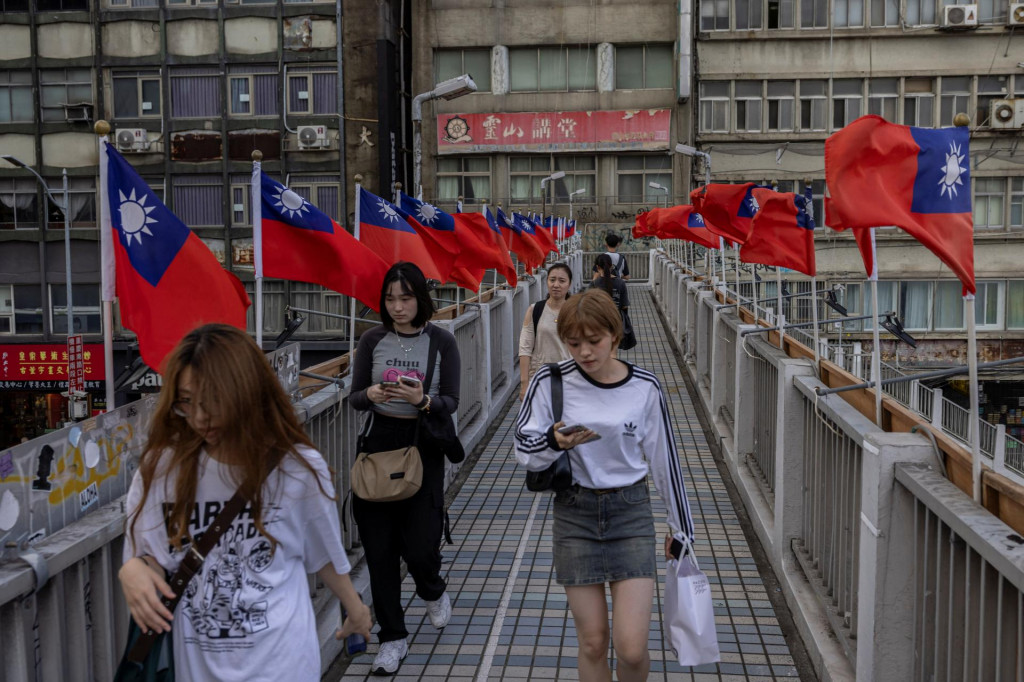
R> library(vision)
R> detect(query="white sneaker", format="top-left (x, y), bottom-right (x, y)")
top-left (371, 638), bottom-right (408, 676)
top-left (425, 591), bottom-right (451, 629)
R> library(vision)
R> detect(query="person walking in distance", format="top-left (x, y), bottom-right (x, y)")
top-left (592, 231), bottom-right (630, 281)
top-left (119, 324), bottom-right (372, 681)
top-left (518, 262), bottom-right (573, 401)
top-left (515, 289), bottom-right (695, 682)
top-left (348, 261), bottom-right (461, 676)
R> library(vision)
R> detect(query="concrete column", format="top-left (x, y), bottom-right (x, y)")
top-left (855, 431), bottom-right (936, 682)
top-left (596, 43), bottom-right (614, 92)
top-left (497, 288), bottom-right (517, 395)
top-left (930, 387), bottom-right (943, 427)
top-left (732, 324), bottom-right (759, 467)
top-left (772, 355), bottom-right (817, 566)
top-left (491, 46), bottom-right (509, 95)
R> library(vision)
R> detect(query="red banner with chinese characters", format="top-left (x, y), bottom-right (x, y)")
top-left (0, 343), bottom-right (105, 391)
top-left (437, 109), bottom-right (672, 154)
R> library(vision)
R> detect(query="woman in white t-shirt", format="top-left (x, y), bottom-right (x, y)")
top-left (118, 323), bottom-right (371, 681)
top-left (518, 262), bottom-right (573, 401)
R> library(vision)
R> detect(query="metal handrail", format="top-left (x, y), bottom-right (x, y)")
top-left (814, 355), bottom-right (1024, 396)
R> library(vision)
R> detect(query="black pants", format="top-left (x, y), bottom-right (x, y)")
top-left (352, 413), bottom-right (446, 643)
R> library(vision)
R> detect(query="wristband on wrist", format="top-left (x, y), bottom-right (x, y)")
top-left (417, 395), bottom-right (432, 412)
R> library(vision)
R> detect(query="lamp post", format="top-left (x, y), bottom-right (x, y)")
top-left (539, 170), bottom-right (565, 222)
top-left (412, 73), bottom-right (477, 200)
top-left (648, 181), bottom-right (669, 208)
top-left (3, 155), bottom-right (79, 419)
top-left (567, 187), bottom-right (584, 244)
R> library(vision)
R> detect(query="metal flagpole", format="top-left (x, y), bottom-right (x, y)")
top-left (966, 293), bottom-right (982, 502)
top-left (719, 237), bottom-right (726, 292)
top-left (483, 201), bottom-right (497, 293)
top-left (805, 181), bottom-right (819, 369)
top-left (351, 177), bottom-right (362, 356)
top-left (775, 268), bottom-right (785, 350)
top-left (251, 151), bottom-right (264, 349)
top-left (734, 243), bottom-right (742, 310)
top-left (868, 227), bottom-right (883, 427)
top-left (96, 122), bottom-right (116, 411)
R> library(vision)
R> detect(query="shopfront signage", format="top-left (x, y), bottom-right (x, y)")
top-left (67, 335), bottom-right (85, 395)
top-left (0, 343), bottom-right (105, 391)
top-left (436, 109), bottom-right (672, 154)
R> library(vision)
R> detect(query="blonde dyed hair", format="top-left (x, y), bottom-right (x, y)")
top-left (556, 288), bottom-right (623, 345)
top-left (129, 323), bottom-right (321, 553)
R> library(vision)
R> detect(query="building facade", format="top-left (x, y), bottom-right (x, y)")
top-left (0, 0), bottom-right (411, 445)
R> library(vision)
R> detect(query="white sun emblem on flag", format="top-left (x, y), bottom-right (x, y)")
top-left (274, 187), bottom-right (311, 219)
top-left (692, 214), bottom-right (704, 226)
top-left (938, 141), bottom-right (966, 199)
top-left (416, 203), bottom-right (439, 225)
top-left (117, 188), bottom-right (157, 246)
top-left (377, 199), bottom-right (401, 223)
top-left (748, 195), bottom-right (760, 213)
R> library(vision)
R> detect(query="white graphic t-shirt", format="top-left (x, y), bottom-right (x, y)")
top-left (124, 446), bottom-right (350, 682)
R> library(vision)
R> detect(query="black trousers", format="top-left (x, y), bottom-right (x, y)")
top-left (352, 413), bottom-right (447, 643)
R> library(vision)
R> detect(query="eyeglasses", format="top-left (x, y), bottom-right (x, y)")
top-left (172, 398), bottom-right (213, 418)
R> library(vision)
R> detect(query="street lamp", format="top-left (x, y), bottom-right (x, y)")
top-left (539, 170), bottom-right (566, 221)
top-left (648, 181), bottom-right (669, 208)
top-left (412, 73), bottom-right (477, 199)
top-left (675, 143), bottom-right (712, 187)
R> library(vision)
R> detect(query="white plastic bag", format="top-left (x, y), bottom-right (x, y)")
top-left (664, 542), bottom-right (720, 667)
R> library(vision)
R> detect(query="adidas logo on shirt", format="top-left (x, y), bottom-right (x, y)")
top-left (623, 422), bottom-right (637, 438)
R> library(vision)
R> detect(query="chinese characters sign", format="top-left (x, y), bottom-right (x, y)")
top-left (67, 335), bottom-right (85, 394)
top-left (437, 109), bottom-right (672, 154)
top-left (0, 343), bottom-right (105, 391)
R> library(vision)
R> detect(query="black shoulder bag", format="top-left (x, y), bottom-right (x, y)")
top-left (417, 327), bottom-right (465, 464)
top-left (524, 363), bottom-right (573, 492)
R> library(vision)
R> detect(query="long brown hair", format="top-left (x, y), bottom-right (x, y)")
top-left (129, 323), bottom-right (319, 552)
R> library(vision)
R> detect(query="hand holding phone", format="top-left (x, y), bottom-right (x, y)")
top-left (380, 380), bottom-right (400, 388)
top-left (557, 424), bottom-right (589, 435)
top-left (398, 375), bottom-right (422, 387)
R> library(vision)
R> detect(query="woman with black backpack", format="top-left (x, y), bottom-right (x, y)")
top-left (518, 262), bottom-right (573, 401)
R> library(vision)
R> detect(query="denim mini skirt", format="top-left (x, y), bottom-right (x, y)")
top-left (552, 479), bottom-right (657, 586)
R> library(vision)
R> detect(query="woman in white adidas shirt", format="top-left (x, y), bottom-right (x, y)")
top-left (514, 288), bottom-right (695, 682)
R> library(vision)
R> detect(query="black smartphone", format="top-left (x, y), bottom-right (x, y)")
top-left (669, 538), bottom-right (684, 560)
top-left (557, 424), bottom-right (589, 435)
top-left (380, 380), bottom-right (400, 388)
top-left (399, 375), bottom-right (422, 387)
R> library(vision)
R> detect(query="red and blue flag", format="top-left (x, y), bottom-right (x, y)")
top-left (825, 115), bottom-right (974, 294)
top-left (103, 144), bottom-right (250, 371)
top-left (357, 187), bottom-right (450, 282)
top-left (741, 188), bottom-right (817, 277)
top-left (690, 183), bottom-right (764, 246)
top-left (647, 206), bottom-right (720, 250)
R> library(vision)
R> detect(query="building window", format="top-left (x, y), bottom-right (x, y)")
top-left (939, 76), bottom-right (970, 127)
top-left (868, 78), bottom-right (898, 122)
top-left (437, 157), bottom-right (491, 204)
top-left (229, 175), bottom-right (250, 227)
top-left (974, 281), bottom-right (1003, 329)
top-left (170, 67), bottom-right (221, 118)
top-left (898, 281), bottom-right (932, 330)
top-left (509, 46), bottom-right (595, 92)
top-left (976, 76), bottom-right (1007, 128)
top-left (801, 0), bottom-right (829, 26)
top-left (227, 66), bottom-right (279, 117)
top-left (171, 175), bottom-right (223, 228)
top-left (903, 78), bottom-right (934, 127)
top-left (290, 176), bottom-right (341, 222)
top-left (45, 177), bottom-right (95, 230)
top-left (552, 156), bottom-right (596, 203)
top-left (286, 66), bottom-right (337, 115)
top-left (0, 71), bottom-right (33, 123)
top-left (12, 284), bottom-right (43, 334)
top-left (50, 284), bottom-right (101, 334)
top-left (832, 79), bottom-right (863, 129)
top-left (1008, 281), bottom-right (1024, 330)
top-left (700, 81), bottom-right (730, 133)
top-left (933, 280), bottom-right (963, 330)
top-left (862, 281), bottom-right (896, 331)
top-left (735, 0), bottom-right (764, 29)
top-left (617, 155), bottom-right (672, 204)
top-left (166, 0), bottom-right (215, 6)
top-left (767, 81), bottom-right (795, 131)
top-left (112, 70), bottom-right (161, 118)
top-left (870, 0), bottom-right (898, 25)
top-left (434, 49), bottom-right (491, 93)
top-left (833, 0), bottom-right (864, 26)
top-left (701, 0), bottom-right (730, 30)
top-left (39, 68), bottom-right (91, 121)
top-left (245, 281), bottom-right (284, 335)
top-left (508, 155), bottom-right (596, 206)
top-left (510, 157), bottom-right (555, 203)
top-left (615, 44), bottom-right (673, 89)
top-left (903, 0), bottom-right (936, 24)
top-left (0, 179), bottom-right (39, 229)
top-left (0, 0), bottom-right (29, 10)
top-left (735, 80), bottom-right (762, 132)
top-left (799, 80), bottom-right (827, 131)
top-left (1011, 177), bottom-right (1023, 230)
top-left (37, 0), bottom-right (87, 9)
top-left (974, 178), bottom-right (1005, 230)
top-left (767, 0), bottom-right (796, 27)
top-left (290, 284), bottom-right (346, 332)
top-left (106, 0), bottom-right (160, 8)
top-left (0, 285), bottom-right (11, 333)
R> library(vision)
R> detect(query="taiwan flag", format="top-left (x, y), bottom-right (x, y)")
top-left (647, 206), bottom-right (720, 250)
top-left (357, 187), bottom-right (450, 282)
top-left (526, 214), bottom-right (559, 255)
top-left (632, 211), bottom-right (652, 239)
top-left (566, 218), bottom-right (577, 238)
top-left (741, 189), bottom-right (817, 277)
top-left (498, 208), bottom-right (545, 269)
top-left (101, 144), bottom-right (250, 371)
top-left (690, 183), bottom-right (762, 245)
top-left (512, 212), bottom-right (550, 267)
top-left (483, 206), bottom-right (518, 287)
top-left (259, 174), bottom-right (388, 310)
top-left (825, 115), bottom-right (974, 294)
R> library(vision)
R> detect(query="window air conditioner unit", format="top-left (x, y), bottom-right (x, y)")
top-left (990, 98), bottom-right (1024, 128)
top-left (1009, 2), bottom-right (1024, 25)
top-left (943, 4), bottom-right (978, 26)
top-left (296, 125), bottom-right (328, 150)
top-left (115, 128), bottom-right (149, 152)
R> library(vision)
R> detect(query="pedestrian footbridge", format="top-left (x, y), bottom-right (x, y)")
top-left (1, 250), bottom-right (1022, 682)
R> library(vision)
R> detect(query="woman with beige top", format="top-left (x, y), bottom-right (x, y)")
top-left (519, 262), bottom-right (573, 401)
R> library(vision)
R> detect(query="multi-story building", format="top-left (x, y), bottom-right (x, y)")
top-left (0, 0), bottom-right (412, 445)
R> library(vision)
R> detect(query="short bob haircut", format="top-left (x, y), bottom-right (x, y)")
top-left (379, 261), bottom-right (436, 330)
top-left (557, 288), bottom-right (623, 346)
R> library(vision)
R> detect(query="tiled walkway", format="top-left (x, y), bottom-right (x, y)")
top-left (337, 286), bottom-right (805, 681)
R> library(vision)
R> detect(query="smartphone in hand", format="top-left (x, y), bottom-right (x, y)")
top-left (557, 424), bottom-right (590, 435)
top-left (380, 381), bottom-right (401, 388)
top-left (399, 375), bottom-right (422, 387)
